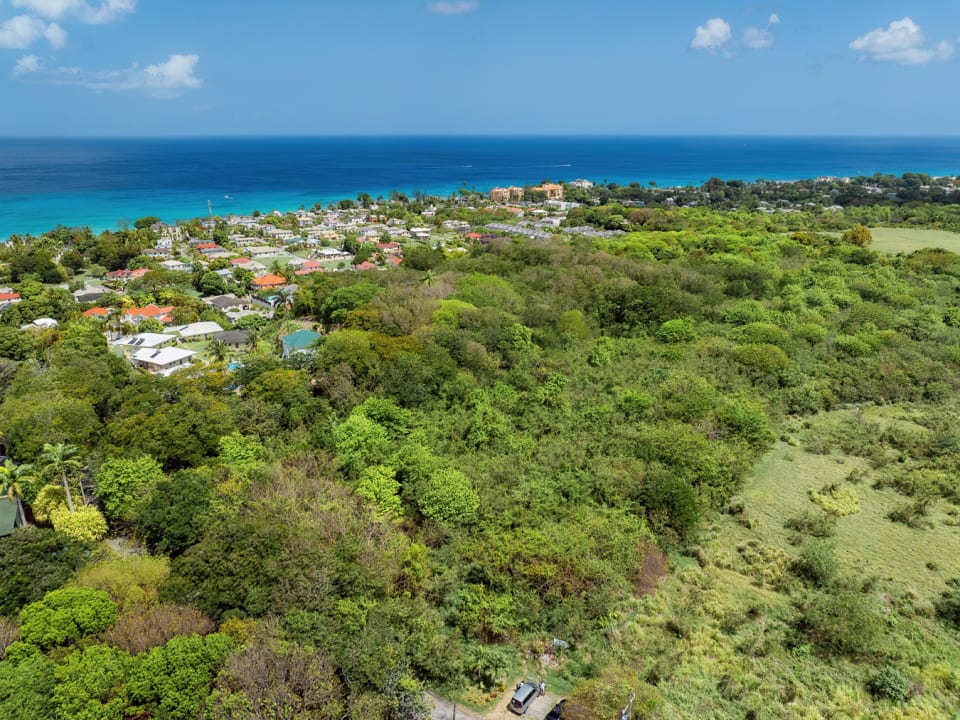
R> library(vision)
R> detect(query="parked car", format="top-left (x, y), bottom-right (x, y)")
top-left (509, 682), bottom-right (540, 715)
top-left (546, 699), bottom-right (566, 720)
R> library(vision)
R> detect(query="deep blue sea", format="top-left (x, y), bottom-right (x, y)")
top-left (2, 136), bottom-right (960, 239)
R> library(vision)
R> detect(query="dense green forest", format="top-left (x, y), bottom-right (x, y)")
top-left (3, 202), bottom-right (960, 719)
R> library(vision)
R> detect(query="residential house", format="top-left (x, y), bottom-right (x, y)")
top-left (252, 274), bottom-right (288, 290)
top-left (248, 246), bottom-right (282, 259)
top-left (294, 261), bottom-right (324, 277)
top-left (281, 329), bottom-right (322, 358)
top-left (160, 260), bottom-right (191, 272)
top-left (355, 261), bottom-right (378, 271)
top-left (124, 304), bottom-right (175, 325)
top-left (204, 294), bottom-right (252, 313)
top-left (74, 288), bottom-right (109, 304)
top-left (212, 330), bottom-right (250, 350)
top-left (171, 321), bottom-right (224, 342)
top-left (112, 332), bottom-right (177, 358)
top-left (569, 179), bottom-right (594, 190)
top-left (0, 292), bottom-right (21, 310)
top-left (377, 242), bottom-right (402, 255)
top-left (263, 227), bottom-right (295, 241)
top-left (82, 307), bottom-right (111, 320)
top-left (132, 347), bottom-right (196, 375)
top-left (105, 268), bottom-right (150, 282)
top-left (408, 228), bottom-right (431, 241)
top-left (20, 318), bottom-right (58, 331)
top-left (316, 248), bottom-right (352, 261)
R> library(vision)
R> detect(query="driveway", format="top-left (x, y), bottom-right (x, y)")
top-left (426, 689), bottom-right (561, 720)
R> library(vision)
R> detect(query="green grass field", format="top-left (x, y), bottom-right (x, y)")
top-left (723, 409), bottom-right (960, 601)
top-left (869, 227), bottom-right (960, 254)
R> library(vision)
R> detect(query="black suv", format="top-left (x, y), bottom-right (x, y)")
top-left (546, 699), bottom-right (566, 720)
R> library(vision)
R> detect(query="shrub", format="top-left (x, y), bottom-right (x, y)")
top-left (935, 577), bottom-right (960, 628)
top-left (0, 527), bottom-right (95, 616)
top-left (799, 588), bottom-right (885, 658)
top-left (809, 482), bottom-right (860, 516)
top-left (72, 556), bottom-right (171, 611)
top-left (866, 666), bottom-right (911, 702)
top-left (19, 587), bottom-right (118, 649)
top-left (734, 344), bottom-right (789, 374)
top-left (784, 511), bottom-right (836, 538)
top-left (417, 468), bottom-right (479, 524)
top-left (95, 455), bottom-right (166, 522)
top-left (102, 603), bottom-right (216, 655)
top-left (792, 540), bottom-right (838, 588)
top-left (50, 506), bottom-right (108, 542)
top-left (656, 317), bottom-right (696, 343)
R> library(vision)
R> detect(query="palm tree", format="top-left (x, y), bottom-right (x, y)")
top-left (0, 462), bottom-right (30, 527)
top-left (208, 339), bottom-right (228, 363)
top-left (38, 443), bottom-right (83, 513)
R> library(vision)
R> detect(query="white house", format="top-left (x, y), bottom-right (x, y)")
top-left (112, 333), bottom-right (177, 358)
top-left (170, 321), bottom-right (224, 342)
top-left (132, 347), bottom-right (196, 375)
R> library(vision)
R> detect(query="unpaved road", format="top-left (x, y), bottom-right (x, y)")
top-left (426, 689), bottom-right (561, 720)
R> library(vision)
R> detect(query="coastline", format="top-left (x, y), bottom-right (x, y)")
top-left (3, 135), bottom-right (960, 239)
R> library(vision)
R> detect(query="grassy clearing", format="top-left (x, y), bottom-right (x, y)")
top-left (724, 411), bottom-right (960, 601)
top-left (869, 227), bottom-right (960, 254)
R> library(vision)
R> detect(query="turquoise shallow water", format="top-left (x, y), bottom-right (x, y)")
top-left (2, 136), bottom-right (960, 238)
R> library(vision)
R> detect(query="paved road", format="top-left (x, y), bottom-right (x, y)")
top-left (426, 690), bottom-right (560, 720)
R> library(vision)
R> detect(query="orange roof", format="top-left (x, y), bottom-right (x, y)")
top-left (0, 292), bottom-right (21, 301)
top-left (252, 274), bottom-right (287, 287)
top-left (83, 307), bottom-right (110, 317)
top-left (196, 243), bottom-right (217, 250)
top-left (230, 257), bottom-right (250, 265)
top-left (124, 304), bottom-right (174, 319)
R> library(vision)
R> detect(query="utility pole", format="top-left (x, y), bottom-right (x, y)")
top-left (620, 693), bottom-right (635, 720)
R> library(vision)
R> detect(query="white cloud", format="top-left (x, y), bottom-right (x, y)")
top-left (850, 17), bottom-right (954, 65)
top-left (694, 15), bottom-right (779, 54)
top-left (743, 26), bottom-right (774, 49)
top-left (0, 14), bottom-right (65, 49)
top-left (425, 1), bottom-right (478, 15)
top-left (14, 52), bottom-right (204, 97)
top-left (13, 52), bottom-right (41, 74)
top-left (11, 0), bottom-right (136, 24)
top-left (691, 18), bottom-right (732, 50)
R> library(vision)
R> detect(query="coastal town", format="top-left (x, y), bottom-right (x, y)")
top-left (2, 173), bottom-right (960, 376)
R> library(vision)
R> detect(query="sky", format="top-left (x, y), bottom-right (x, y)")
top-left (0, 0), bottom-right (958, 136)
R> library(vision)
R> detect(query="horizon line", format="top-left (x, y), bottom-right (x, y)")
top-left (3, 133), bottom-right (960, 141)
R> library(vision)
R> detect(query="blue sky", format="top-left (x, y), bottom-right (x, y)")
top-left (0, 0), bottom-right (958, 136)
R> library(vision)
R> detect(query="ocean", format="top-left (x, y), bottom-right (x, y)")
top-left (2, 136), bottom-right (960, 239)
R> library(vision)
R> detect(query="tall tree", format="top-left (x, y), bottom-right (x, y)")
top-left (38, 443), bottom-right (83, 513)
top-left (0, 460), bottom-right (31, 527)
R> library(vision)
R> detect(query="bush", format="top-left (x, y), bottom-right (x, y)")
top-left (95, 455), bottom-right (165, 522)
top-left (19, 587), bottom-right (118, 649)
top-left (50, 506), bottom-right (108, 542)
top-left (656, 318), bottom-right (696, 343)
top-left (809, 482), bottom-right (860, 517)
top-left (792, 540), bottom-right (838, 588)
top-left (866, 666), bottom-right (911, 702)
top-left (935, 577), bottom-right (960, 628)
top-left (784, 511), bottom-right (836, 538)
top-left (799, 588), bottom-right (885, 658)
top-left (0, 527), bottom-right (94, 616)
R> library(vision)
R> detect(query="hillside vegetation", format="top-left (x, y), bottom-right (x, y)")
top-left (2, 206), bottom-right (960, 718)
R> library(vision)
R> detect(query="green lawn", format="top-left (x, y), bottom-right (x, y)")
top-left (869, 227), bottom-right (960, 254)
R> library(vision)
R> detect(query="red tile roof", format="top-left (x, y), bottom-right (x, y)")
top-left (83, 307), bottom-right (110, 317)
top-left (0, 292), bottom-right (21, 301)
top-left (124, 304), bottom-right (174, 322)
top-left (252, 274), bottom-right (287, 288)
